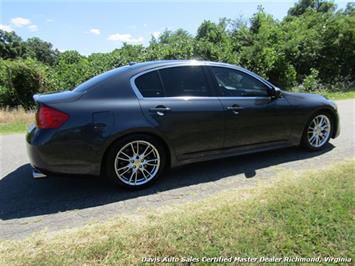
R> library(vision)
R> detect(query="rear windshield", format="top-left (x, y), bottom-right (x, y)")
top-left (73, 66), bottom-right (129, 93)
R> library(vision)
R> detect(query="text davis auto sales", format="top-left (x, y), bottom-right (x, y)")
top-left (142, 256), bottom-right (352, 264)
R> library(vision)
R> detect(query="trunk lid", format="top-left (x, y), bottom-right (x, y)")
top-left (33, 90), bottom-right (83, 104)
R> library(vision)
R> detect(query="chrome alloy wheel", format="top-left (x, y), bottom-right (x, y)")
top-left (114, 140), bottom-right (160, 186)
top-left (307, 114), bottom-right (331, 148)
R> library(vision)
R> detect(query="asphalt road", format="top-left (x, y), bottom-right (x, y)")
top-left (0, 99), bottom-right (354, 240)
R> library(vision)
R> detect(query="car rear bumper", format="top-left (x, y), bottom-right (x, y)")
top-left (26, 124), bottom-right (101, 176)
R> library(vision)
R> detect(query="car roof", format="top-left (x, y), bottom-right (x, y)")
top-left (125, 60), bottom-right (242, 73)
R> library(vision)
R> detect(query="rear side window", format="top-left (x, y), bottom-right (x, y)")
top-left (159, 66), bottom-right (211, 97)
top-left (135, 71), bottom-right (164, 97)
top-left (73, 66), bottom-right (129, 93)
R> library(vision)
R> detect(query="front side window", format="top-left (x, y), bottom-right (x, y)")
top-left (135, 71), bottom-right (164, 97)
top-left (212, 67), bottom-right (269, 97)
top-left (159, 66), bottom-right (212, 97)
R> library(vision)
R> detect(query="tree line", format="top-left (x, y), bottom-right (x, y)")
top-left (0, 0), bottom-right (354, 109)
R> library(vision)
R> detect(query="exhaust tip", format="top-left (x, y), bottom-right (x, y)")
top-left (32, 168), bottom-right (47, 179)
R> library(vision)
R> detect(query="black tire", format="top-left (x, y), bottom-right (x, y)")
top-left (104, 134), bottom-right (167, 189)
top-left (301, 112), bottom-right (333, 151)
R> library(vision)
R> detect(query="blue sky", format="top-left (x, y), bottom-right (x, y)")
top-left (0, 0), bottom-right (349, 55)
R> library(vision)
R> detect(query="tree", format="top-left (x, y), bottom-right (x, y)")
top-left (194, 19), bottom-right (238, 63)
top-left (147, 29), bottom-right (194, 60)
top-left (0, 59), bottom-right (43, 109)
top-left (24, 37), bottom-right (59, 66)
top-left (117, 43), bottom-right (147, 63)
top-left (235, 8), bottom-right (282, 81)
top-left (318, 8), bottom-right (355, 81)
top-left (88, 52), bottom-right (117, 76)
top-left (0, 30), bottom-right (25, 59)
top-left (288, 0), bottom-right (336, 17)
top-left (54, 51), bottom-right (90, 89)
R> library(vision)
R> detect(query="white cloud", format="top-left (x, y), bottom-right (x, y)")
top-left (46, 18), bottom-right (54, 23)
top-left (10, 17), bottom-right (39, 32)
top-left (89, 28), bottom-right (101, 35)
top-left (107, 33), bottom-right (144, 43)
top-left (152, 31), bottom-right (160, 39)
top-left (0, 24), bottom-right (13, 32)
top-left (143, 23), bottom-right (148, 28)
top-left (28, 25), bottom-right (38, 32)
top-left (11, 17), bottom-right (32, 27)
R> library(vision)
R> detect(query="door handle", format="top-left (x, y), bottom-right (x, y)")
top-left (226, 106), bottom-right (244, 111)
top-left (149, 106), bottom-right (171, 112)
top-left (149, 105), bottom-right (171, 116)
top-left (94, 122), bottom-right (106, 130)
top-left (226, 105), bottom-right (244, 115)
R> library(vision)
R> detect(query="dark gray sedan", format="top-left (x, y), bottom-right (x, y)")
top-left (26, 60), bottom-right (340, 188)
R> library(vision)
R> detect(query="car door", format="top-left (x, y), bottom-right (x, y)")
top-left (209, 66), bottom-right (291, 149)
top-left (133, 65), bottom-right (225, 160)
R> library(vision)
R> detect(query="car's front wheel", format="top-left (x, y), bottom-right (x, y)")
top-left (301, 113), bottom-right (332, 151)
top-left (105, 134), bottom-right (166, 189)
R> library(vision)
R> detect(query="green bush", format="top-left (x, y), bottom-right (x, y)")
top-left (303, 68), bottom-right (320, 91)
top-left (54, 50), bottom-right (91, 90)
top-left (9, 60), bottom-right (40, 109)
top-left (0, 59), bottom-right (47, 109)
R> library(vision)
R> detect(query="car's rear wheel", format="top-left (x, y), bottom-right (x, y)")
top-left (301, 113), bottom-right (332, 151)
top-left (105, 134), bottom-right (166, 189)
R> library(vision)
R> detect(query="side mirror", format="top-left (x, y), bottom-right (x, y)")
top-left (271, 87), bottom-right (282, 99)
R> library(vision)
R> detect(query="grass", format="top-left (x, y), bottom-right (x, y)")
top-left (0, 160), bottom-right (354, 265)
top-left (0, 108), bottom-right (34, 134)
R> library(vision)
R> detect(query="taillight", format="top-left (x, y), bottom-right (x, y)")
top-left (36, 105), bottom-right (69, 129)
